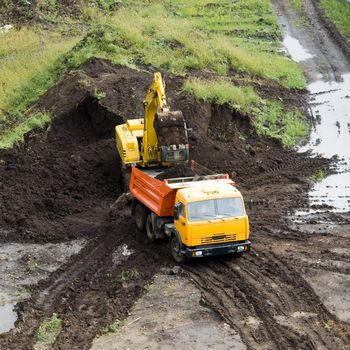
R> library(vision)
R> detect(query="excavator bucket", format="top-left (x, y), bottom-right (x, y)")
top-left (155, 111), bottom-right (189, 164)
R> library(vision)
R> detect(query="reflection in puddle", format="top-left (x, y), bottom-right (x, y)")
top-left (0, 304), bottom-right (17, 334)
top-left (300, 74), bottom-right (350, 212)
top-left (283, 35), bottom-right (314, 62)
top-left (300, 74), bottom-right (350, 159)
top-left (283, 31), bottom-right (350, 212)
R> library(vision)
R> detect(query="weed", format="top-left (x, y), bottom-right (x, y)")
top-left (92, 88), bottom-right (106, 100)
top-left (289, 0), bottom-right (303, 12)
top-left (295, 16), bottom-right (311, 28)
top-left (37, 313), bottom-right (62, 345)
top-left (308, 169), bottom-right (326, 182)
top-left (26, 258), bottom-right (39, 274)
top-left (118, 268), bottom-right (140, 282)
top-left (143, 281), bottom-right (153, 292)
top-left (9, 287), bottom-right (31, 297)
top-left (79, 78), bottom-right (91, 87)
top-left (103, 319), bottom-right (124, 333)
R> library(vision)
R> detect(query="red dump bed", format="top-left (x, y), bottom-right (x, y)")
top-left (129, 167), bottom-right (176, 217)
top-left (129, 167), bottom-right (235, 217)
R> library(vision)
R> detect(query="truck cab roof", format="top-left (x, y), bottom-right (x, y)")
top-left (177, 182), bottom-right (242, 203)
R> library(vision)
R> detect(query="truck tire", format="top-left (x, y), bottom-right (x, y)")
top-left (135, 203), bottom-right (148, 231)
top-left (146, 214), bottom-right (156, 242)
top-left (170, 235), bottom-right (187, 264)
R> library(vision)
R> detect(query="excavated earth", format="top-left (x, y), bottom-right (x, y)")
top-left (0, 37), bottom-right (350, 350)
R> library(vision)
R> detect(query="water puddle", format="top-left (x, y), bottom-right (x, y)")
top-left (283, 31), bottom-right (350, 213)
top-left (0, 239), bottom-right (86, 335)
top-left (283, 35), bottom-right (314, 62)
top-left (0, 304), bottom-right (17, 334)
top-left (300, 74), bottom-right (350, 212)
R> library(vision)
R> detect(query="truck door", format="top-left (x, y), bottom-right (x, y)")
top-left (175, 202), bottom-right (188, 245)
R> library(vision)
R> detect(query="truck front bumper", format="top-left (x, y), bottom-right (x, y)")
top-left (184, 240), bottom-right (251, 258)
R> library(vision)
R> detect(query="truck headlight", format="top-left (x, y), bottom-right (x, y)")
top-left (237, 246), bottom-right (244, 252)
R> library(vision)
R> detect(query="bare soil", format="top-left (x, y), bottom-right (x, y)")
top-left (0, 4), bottom-right (350, 344)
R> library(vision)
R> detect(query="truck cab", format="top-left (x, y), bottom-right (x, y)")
top-left (168, 183), bottom-right (250, 262)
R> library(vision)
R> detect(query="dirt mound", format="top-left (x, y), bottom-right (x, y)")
top-left (155, 164), bottom-right (197, 180)
top-left (0, 58), bottom-right (328, 243)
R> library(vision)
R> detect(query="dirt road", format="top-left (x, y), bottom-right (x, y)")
top-left (1, 0), bottom-right (350, 348)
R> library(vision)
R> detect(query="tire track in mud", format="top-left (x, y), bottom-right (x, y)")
top-left (240, 156), bottom-right (327, 188)
top-left (0, 214), bottom-right (167, 350)
top-left (186, 251), bottom-right (350, 350)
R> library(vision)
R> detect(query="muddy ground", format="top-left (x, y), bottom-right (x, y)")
top-left (1, 0), bottom-right (350, 348)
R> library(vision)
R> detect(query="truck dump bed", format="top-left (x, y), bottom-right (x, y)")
top-left (129, 167), bottom-right (235, 217)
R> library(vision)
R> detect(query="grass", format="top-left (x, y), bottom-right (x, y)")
top-left (183, 78), bottom-right (262, 114)
top-left (0, 28), bottom-right (79, 115)
top-left (289, 0), bottom-right (303, 11)
top-left (0, 27), bottom-right (80, 148)
top-left (183, 78), bottom-right (308, 147)
top-left (26, 257), bottom-right (40, 274)
top-left (308, 169), bottom-right (326, 182)
top-left (320, 0), bottom-right (350, 40)
top-left (118, 268), bottom-right (140, 282)
top-left (37, 313), bottom-right (62, 345)
top-left (0, 0), bottom-right (307, 149)
top-left (103, 319), bottom-right (124, 334)
top-left (0, 112), bottom-right (51, 149)
top-left (97, 1), bottom-right (306, 88)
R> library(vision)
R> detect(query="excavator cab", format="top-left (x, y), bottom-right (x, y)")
top-left (115, 73), bottom-right (189, 167)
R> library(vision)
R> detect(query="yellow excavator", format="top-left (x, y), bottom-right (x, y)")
top-left (115, 72), bottom-right (189, 167)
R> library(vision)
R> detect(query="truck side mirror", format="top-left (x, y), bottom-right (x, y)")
top-left (174, 203), bottom-right (180, 220)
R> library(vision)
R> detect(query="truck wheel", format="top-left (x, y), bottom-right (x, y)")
top-left (135, 203), bottom-right (147, 231)
top-left (146, 215), bottom-right (156, 242)
top-left (170, 235), bottom-right (187, 264)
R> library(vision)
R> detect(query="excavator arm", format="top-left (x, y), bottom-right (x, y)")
top-left (142, 72), bottom-right (189, 166)
top-left (115, 72), bottom-right (189, 167)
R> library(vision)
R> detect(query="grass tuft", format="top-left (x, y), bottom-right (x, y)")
top-left (37, 313), bottom-right (62, 345)
top-left (182, 78), bottom-right (262, 114)
top-left (308, 169), bottom-right (326, 182)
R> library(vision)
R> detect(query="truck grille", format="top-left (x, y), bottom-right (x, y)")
top-left (201, 234), bottom-right (237, 244)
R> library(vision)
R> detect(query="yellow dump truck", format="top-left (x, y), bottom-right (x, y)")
top-left (130, 166), bottom-right (251, 263)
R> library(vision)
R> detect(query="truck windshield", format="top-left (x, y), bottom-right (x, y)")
top-left (188, 197), bottom-right (245, 222)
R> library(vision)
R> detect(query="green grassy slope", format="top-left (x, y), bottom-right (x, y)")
top-left (319, 0), bottom-right (350, 41)
top-left (0, 0), bottom-right (308, 148)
